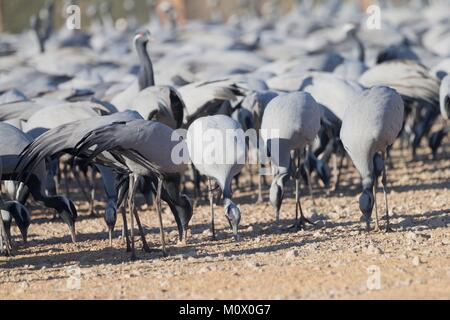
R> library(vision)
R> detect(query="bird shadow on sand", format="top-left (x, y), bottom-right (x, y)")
top-left (3, 209), bottom-right (447, 270)
top-left (1, 246), bottom-right (142, 274)
top-left (388, 208), bottom-right (449, 231)
top-left (390, 181), bottom-right (450, 193)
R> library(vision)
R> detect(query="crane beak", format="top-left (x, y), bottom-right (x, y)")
top-left (228, 219), bottom-right (240, 243)
top-left (108, 227), bottom-right (114, 248)
top-left (18, 227), bottom-right (28, 245)
top-left (22, 232), bottom-right (28, 245)
top-left (182, 228), bottom-right (188, 245)
top-left (177, 228), bottom-right (188, 247)
top-left (365, 216), bottom-right (372, 233)
top-left (70, 226), bottom-right (77, 243)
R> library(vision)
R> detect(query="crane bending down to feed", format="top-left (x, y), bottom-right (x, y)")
top-left (261, 92), bottom-right (321, 230)
top-left (72, 119), bottom-right (192, 260)
top-left (0, 123), bottom-right (78, 244)
top-left (340, 86), bottom-right (404, 232)
top-left (187, 115), bottom-right (246, 241)
top-left (16, 112), bottom-right (193, 260)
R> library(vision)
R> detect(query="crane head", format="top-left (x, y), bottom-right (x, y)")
top-left (104, 200), bottom-right (117, 247)
top-left (224, 200), bottom-right (241, 242)
top-left (54, 196), bottom-right (78, 243)
top-left (176, 194), bottom-right (193, 243)
top-left (7, 202), bottom-right (31, 244)
top-left (359, 189), bottom-right (374, 220)
top-left (134, 29), bottom-right (152, 46)
top-left (270, 174), bottom-right (288, 222)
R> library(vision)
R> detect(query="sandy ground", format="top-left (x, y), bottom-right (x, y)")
top-left (1, 141), bottom-right (449, 300)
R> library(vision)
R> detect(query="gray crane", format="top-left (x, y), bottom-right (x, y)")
top-left (340, 86), bottom-right (404, 232)
top-left (260, 92), bottom-right (321, 229)
top-left (16, 111), bottom-right (193, 259)
top-left (22, 101), bottom-right (113, 216)
top-left (112, 30), bottom-right (185, 130)
top-left (72, 119), bottom-right (191, 260)
top-left (0, 123), bottom-right (77, 244)
top-left (239, 90), bottom-right (279, 203)
top-left (303, 73), bottom-right (365, 190)
top-left (15, 112), bottom-right (141, 235)
top-left (187, 115), bottom-right (245, 241)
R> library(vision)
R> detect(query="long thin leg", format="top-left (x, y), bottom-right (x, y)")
top-left (381, 153), bottom-right (393, 232)
top-left (373, 181), bottom-right (380, 231)
top-left (192, 167), bottom-right (201, 206)
top-left (257, 154), bottom-right (264, 203)
top-left (128, 174), bottom-right (137, 260)
top-left (89, 167), bottom-right (97, 216)
top-left (133, 206), bottom-right (151, 253)
top-left (63, 162), bottom-right (70, 197)
top-left (249, 163), bottom-right (254, 190)
top-left (332, 153), bottom-right (338, 188)
top-left (304, 147), bottom-right (316, 207)
top-left (156, 177), bottom-right (167, 257)
top-left (333, 152), bottom-right (345, 192)
top-left (73, 168), bottom-right (94, 217)
top-left (121, 206), bottom-right (131, 252)
top-left (54, 170), bottom-right (61, 195)
top-left (72, 169), bottom-right (90, 202)
top-left (295, 171), bottom-right (300, 223)
top-left (257, 166), bottom-right (263, 203)
top-left (208, 178), bottom-right (216, 240)
top-left (291, 151), bottom-right (314, 231)
top-left (291, 190), bottom-right (312, 230)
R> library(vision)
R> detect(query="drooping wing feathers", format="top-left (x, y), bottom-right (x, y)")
top-left (73, 122), bottom-right (165, 178)
top-left (73, 122), bottom-right (127, 163)
top-left (359, 60), bottom-right (440, 108)
top-left (179, 78), bottom-right (249, 118)
top-left (194, 79), bottom-right (248, 101)
top-left (116, 174), bottom-right (130, 209)
top-left (16, 111), bottom-right (143, 181)
top-left (185, 100), bottom-right (232, 127)
top-left (118, 149), bottom-right (165, 179)
top-left (16, 122), bottom-right (81, 182)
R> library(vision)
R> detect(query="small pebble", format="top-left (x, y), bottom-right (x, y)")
top-left (365, 244), bottom-right (383, 255)
top-left (286, 249), bottom-right (299, 259)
